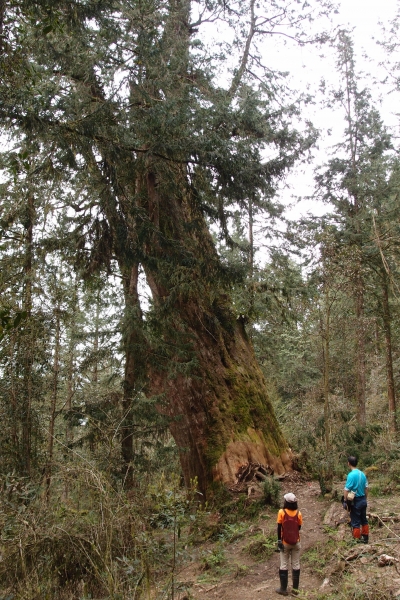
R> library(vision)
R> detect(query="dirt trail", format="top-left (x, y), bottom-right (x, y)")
top-left (179, 479), bottom-right (331, 599)
top-left (175, 474), bottom-right (400, 600)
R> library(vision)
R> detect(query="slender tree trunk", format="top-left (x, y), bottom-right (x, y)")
top-left (9, 332), bottom-right (18, 452)
top-left (354, 191), bottom-right (366, 425)
top-left (92, 290), bottom-right (100, 384)
top-left (63, 285), bottom-right (78, 501)
top-left (320, 241), bottom-right (333, 493)
top-left (21, 194), bottom-right (34, 475)
top-left (120, 263), bottom-right (145, 489)
top-left (355, 268), bottom-right (366, 425)
top-left (343, 42), bottom-right (367, 426)
top-left (381, 272), bottom-right (397, 433)
top-left (0, 0), bottom-right (5, 55)
top-left (323, 302), bottom-right (331, 456)
top-left (248, 198), bottom-right (254, 277)
top-left (248, 197), bottom-right (255, 339)
top-left (44, 303), bottom-right (61, 501)
top-left (374, 318), bottom-right (380, 358)
top-left (66, 342), bottom-right (76, 447)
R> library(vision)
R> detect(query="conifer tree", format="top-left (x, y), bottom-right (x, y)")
top-left (315, 31), bottom-right (394, 425)
top-left (0, 0), bottom-right (331, 494)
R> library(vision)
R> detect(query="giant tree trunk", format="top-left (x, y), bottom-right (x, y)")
top-left (150, 312), bottom-right (291, 496)
top-left (139, 168), bottom-right (291, 498)
top-left (91, 150), bottom-right (291, 496)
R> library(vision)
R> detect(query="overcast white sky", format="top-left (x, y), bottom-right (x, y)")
top-left (272, 0), bottom-right (400, 220)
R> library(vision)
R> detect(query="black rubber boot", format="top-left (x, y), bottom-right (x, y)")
top-left (361, 535), bottom-right (369, 544)
top-left (276, 569), bottom-right (289, 596)
top-left (292, 569), bottom-right (300, 595)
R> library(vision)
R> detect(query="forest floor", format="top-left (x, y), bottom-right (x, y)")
top-left (173, 474), bottom-right (400, 600)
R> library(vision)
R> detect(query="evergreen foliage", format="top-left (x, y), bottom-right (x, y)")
top-left (0, 0), bottom-right (332, 494)
top-left (2, 4), bottom-right (400, 597)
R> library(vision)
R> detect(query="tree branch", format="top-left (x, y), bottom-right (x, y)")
top-left (227, 0), bottom-right (256, 98)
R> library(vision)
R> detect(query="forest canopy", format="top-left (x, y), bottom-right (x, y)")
top-left (1, 2), bottom-right (400, 594)
top-left (1, 0), bottom-right (335, 494)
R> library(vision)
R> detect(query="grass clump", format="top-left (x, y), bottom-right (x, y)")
top-left (200, 544), bottom-right (226, 571)
top-left (243, 534), bottom-right (276, 560)
top-left (315, 574), bottom-right (394, 600)
top-left (219, 495), bottom-right (263, 522)
top-left (302, 539), bottom-right (338, 575)
top-left (217, 521), bottom-right (249, 543)
top-left (233, 562), bottom-right (250, 578)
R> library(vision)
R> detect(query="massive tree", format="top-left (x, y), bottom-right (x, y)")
top-left (0, 0), bottom-right (329, 495)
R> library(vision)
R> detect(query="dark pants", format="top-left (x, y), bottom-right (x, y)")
top-left (349, 495), bottom-right (367, 529)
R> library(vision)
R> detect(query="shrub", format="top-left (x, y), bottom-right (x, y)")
top-left (200, 545), bottom-right (226, 571)
top-left (261, 477), bottom-right (281, 507)
top-left (243, 534), bottom-right (276, 560)
top-left (0, 467), bottom-right (196, 599)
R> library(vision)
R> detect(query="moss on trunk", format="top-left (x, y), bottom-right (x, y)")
top-left (148, 289), bottom-right (291, 498)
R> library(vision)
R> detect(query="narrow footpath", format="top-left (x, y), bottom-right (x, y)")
top-left (178, 476), bottom-right (400, 599)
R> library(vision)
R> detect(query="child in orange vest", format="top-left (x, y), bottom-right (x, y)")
top-left (276, 492), bottom-right (303, 596)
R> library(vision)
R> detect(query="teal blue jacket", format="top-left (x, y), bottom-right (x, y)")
top-left (345, 468), bottom-right (368, 497)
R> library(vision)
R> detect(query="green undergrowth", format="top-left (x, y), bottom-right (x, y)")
top-left (278, 387), bottom-right (400, 496)
top-left (242, 532), bottom-right (276, 560)
top-left (0, 470), bottom-right (203, 599)
top-left (4, 465), bottom-right (399, 600)
top-left (197, 543), bottom-right (238, 584)
top-left (314, 576), bottom-right (394, 600)
top-left (0, 465), bottom-right (284, 600)
top-left (217, 497), bottom-right (263, 524)
top-left (216, 521), bottom-right (249, 542)
top-left (302, 538), bottom-right (344, 575)
top-left (199, 543), bottom-right (227, 574)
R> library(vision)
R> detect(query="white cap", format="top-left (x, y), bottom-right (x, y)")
top-left (284, 492), bottom-right (297, 503)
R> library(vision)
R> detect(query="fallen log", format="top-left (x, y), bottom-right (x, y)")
top-left (368, 512), bottom-right (400, 524)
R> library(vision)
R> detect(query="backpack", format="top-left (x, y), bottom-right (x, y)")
top-left (282, 509), bottom-right (299, 545)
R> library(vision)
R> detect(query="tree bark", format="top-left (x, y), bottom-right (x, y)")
top-left (149, 298), bottom-right (291, 497)
top-left (120, 262), bottom-right (146, 489)
top-left (44, 303), bottom-right (61, 501)
top-left (381, 272), bottom-right (396, 433)
top-left (141, 168), bottom-right (291, 498)
top-left (21, 194), bottom-right (34, 475)
top-left (355, 267), bottom-right (366, 426)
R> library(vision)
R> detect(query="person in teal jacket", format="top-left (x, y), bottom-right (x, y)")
top-left (343, 456), bottom-right (369, 542)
